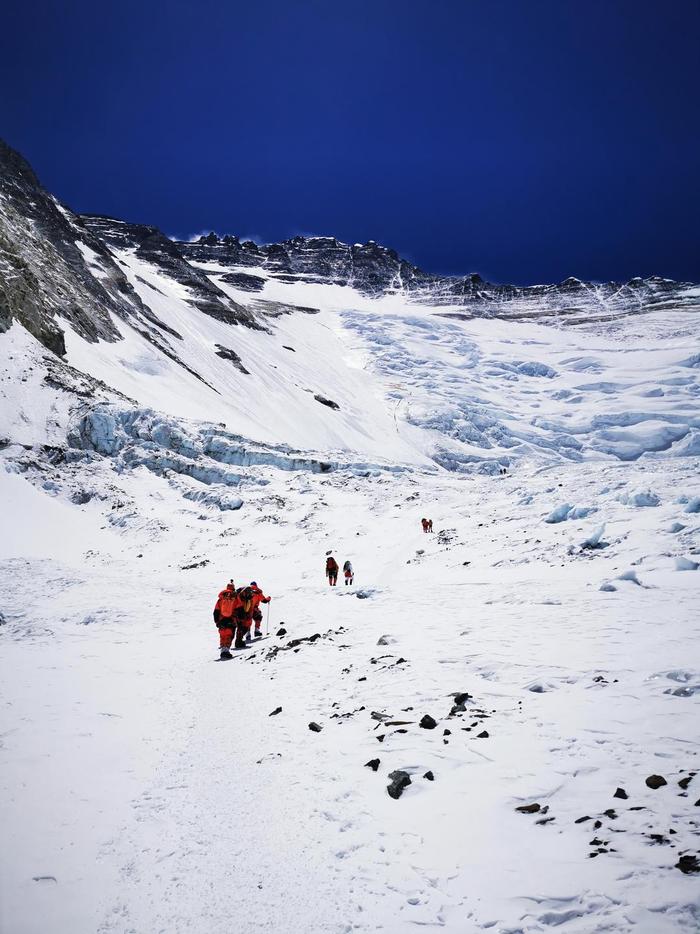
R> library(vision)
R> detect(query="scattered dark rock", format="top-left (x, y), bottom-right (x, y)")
top-left (308, 722), bottom-right (323, 733)
top-left (423, 771), bottom-right (434, 781)
top-left (594, 820), bottom-right (602, 829)
top-left (288, 633), bottom-right (321, 648)
top-left (603, 809), bottom-right (618, 819)
top-left (365, 758), bottom-right (380, 772)
top-left (268, 707), bottom-right (282, 716)
top-left (515, 803), bottom-right (541, 814)
top-left (387, 770), bottom-right (412, 800)
top-left (314, 394), bottom-right (340, 411)
top-left (678, 776), bottom-right (694, 790)
top-left (676, 854), bottom-right (700, 874)
top-left (276, 627), bottom-right (287, 636)
top-left (646, 775), bottom-right (668, 789)
top-left (449, 691), bottom-right (472, 715)
top-left (476, 730), bottom-right (489, 739)
top-left (377, 634), bottom-right (397, 646)
top-left (215, 345), bottom-right (250, 374)
top-left (614, 787), bottom-right (628, 800)
top-left (575, 816), bottom-right (592, 824)
top-left (282, 344), bottom-right (296, 352)
top-left (536, 816), bottom-right (555, 826)
top-left (420, 715), bottom-right (437, 730)
top-left (181, 558), bottom-right (210, 570)
top-left (648, 833), bottom-right (669, 845)
top-left (443, 729), bottom-right (451, 736)
top-left (371, 711), bottom-right (391, 722)
top-left (629, 806), bottom-right (646, 811)
top-left (376, 734), bottom-right (385, 743)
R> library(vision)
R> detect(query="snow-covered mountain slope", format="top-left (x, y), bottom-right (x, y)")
top-left (1, 139), bottom-right (700, 934)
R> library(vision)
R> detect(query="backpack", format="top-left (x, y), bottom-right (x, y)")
top-left (218, 589), bottom-right (237, 617)
top-left (236, 586), bottom-right (254, 616)
top-left (326, 557), bottom-right (338, 573)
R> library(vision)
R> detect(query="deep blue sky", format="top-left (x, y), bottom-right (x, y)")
top-left (2, 0), bottom-right (699, 284)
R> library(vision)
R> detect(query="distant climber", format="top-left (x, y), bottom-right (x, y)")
top-left (343, 560), bottom-right (354, 585)
top-left (421, 518), bottom-right (429, 533)
top-left (427, 518), bottom-right (433, 532)
top-left (249, 581), bottom-right (271, 639)
top-left (213, 580), bottom-right (239, 659)
top-left (326, 555), bottom-right (339, 586)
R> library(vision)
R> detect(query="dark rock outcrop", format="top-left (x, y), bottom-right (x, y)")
top-left (214, 345), bottom-right (250, 374)
top-left (81, 215), bottom-right (260, 329)
top-left (0, 138), bottom-right (260, 370)
top-left (387, 770), bottom-right (412, 799)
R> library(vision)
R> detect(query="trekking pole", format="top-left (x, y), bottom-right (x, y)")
top-left (266, 602), bottom-right (270, 635)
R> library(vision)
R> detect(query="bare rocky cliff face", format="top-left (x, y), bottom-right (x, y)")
top-left (0, 140), bottom-right (259, 362)
top-left (79, 215), bottom-right (261, 329)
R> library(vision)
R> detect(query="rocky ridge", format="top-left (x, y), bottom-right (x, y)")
top-left (180, 231), bottom-right (698, 322)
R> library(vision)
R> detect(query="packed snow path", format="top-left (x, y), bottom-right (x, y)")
top-left (2, 459), bottom-right (699, 933)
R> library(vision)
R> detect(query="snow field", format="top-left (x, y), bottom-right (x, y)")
top-left (1, 452), bottom-right (699, 933)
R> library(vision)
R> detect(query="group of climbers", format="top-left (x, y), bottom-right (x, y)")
top-left (325, 555), bottom-right (354, 586)
top-left (213, 579), bottom-right (271, 660)
top-left (211, 511), bottom-right (449, 656)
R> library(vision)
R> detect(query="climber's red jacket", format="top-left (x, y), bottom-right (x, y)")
top-left (250, 585), bottom-right (271, 610)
